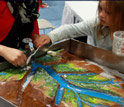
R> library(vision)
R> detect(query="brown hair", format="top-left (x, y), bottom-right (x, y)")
top-left (97, 0), bottom-right (124, 37)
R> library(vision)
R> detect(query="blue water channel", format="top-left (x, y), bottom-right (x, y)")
top-left (31, 63), bottom-right (124, 107)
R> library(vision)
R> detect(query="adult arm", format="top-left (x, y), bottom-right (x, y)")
top-left (0, 1), bottom-right (27, 66)
top-left (0, 45), bottom-right (27, 66)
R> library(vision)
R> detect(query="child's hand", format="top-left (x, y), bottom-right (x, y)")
top-left (0, 45), bottom-right (27, 66)
top-left (33, 34), bottom-right (51, 48)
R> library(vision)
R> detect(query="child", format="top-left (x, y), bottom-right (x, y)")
top-left (0, 1), bottom-right (40, 66)
top-left (34, 0), bottom-right (124, 53)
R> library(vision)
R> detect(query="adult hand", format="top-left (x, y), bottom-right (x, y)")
top-left (33, 34), bottom-right (51, 48)
top-left (0, 45), bottom-right (27, 66)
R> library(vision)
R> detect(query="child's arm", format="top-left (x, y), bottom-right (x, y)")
top-left (32, 18), bottom-right (97, 48)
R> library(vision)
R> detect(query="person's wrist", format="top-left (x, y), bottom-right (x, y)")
top-left (44, 40), bottom-right (52, 48)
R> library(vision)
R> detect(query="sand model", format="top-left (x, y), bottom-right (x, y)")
top-left (0, 49), bottom-right (124, 107)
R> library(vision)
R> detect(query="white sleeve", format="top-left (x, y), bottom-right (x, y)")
top-left (48, 18), bottom-right (97, 44)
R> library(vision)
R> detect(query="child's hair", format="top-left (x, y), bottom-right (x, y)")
top-left (97, 0), bottom-right (124, 37)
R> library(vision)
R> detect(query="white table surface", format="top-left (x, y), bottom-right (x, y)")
top-left (62, 1), bottom-right (98, 24)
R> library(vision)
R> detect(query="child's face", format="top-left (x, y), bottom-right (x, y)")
top-left (99, 1), bottom-right (114, 27)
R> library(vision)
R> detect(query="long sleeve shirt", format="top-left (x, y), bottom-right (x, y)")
top-left (48, 18), bottom-right (113, 51)
top-left (0, 1), bottom-right (39, 42)
top-left (0, 1), bottom-right (14, 42)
